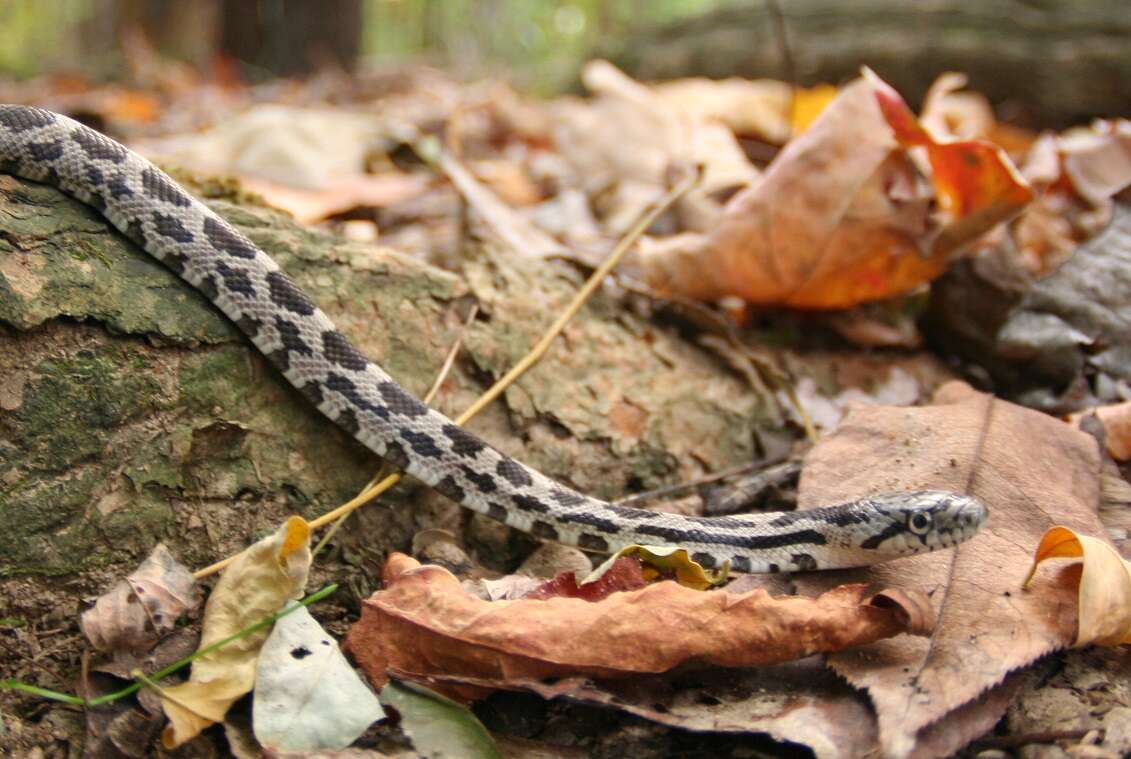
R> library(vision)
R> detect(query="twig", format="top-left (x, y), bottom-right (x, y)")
top-left (613, 461), bottom-right (761, 508)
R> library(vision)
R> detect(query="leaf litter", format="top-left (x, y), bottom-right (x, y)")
top-left (3, 51), bottom-right (1131, 759)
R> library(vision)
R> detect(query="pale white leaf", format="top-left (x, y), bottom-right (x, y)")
top-left (253, 604), bottom-right (384, 751)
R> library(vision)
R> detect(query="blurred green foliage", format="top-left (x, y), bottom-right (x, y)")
top-left (0, 0), bottom-right (95, 78)
top-left (0, 0), bottom-right (726, 90)
top-left (364, 0), bottom-right (723, 92)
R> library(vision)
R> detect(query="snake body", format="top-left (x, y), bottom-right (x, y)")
top-left (0, 105), bottom-right (987, 572)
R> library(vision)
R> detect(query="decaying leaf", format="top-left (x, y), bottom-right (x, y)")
top-left (649, 75), bottom-right (794, 143)
top-left (521, 556), bottom-right (647, 601)
top-left (1024, 526), bottom-right (1131, 646)
top-left (81, 543), bottom-right (200, 655)
top-left (378, 680), bottom-right (501, 759)
top-left (1059, 118), bottom-right (1131, 206)
top-left (584, 545), bottom-right (728, 590)
top-left (793, 381), bottom-right (1107, 758)
top-left (159, 516), bottom-right (312, 748)
top-left (639, 70), bottom-right (1031, 309)
top-left (240, 173), bottom-right (429, 225)
top-left (1068, 401), bottom-right (1131, 461)
top-left (554, 60), bottom-right (760, 233)
top-left (395, 663), bottom-right (877, 759)
top-left (867, 68), bottom-right (1034, 257)
top-left (344, 554), bottom-right (931, 700)
top-left (253, 604), bottom-right (384, 752)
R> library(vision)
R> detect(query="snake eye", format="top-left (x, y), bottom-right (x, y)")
top-left (908, 512), bottom-right (932, 535)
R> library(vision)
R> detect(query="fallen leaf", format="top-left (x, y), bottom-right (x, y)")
top-left (1068, 401), bottom-right (1131, 461)
top-left (1024, 526), bottom-right (1131, 646)
top-left (241, 173), bottom-right (429, 225)
top-left (793, 381), bottom-right (1107, 757)
top-left (639, 75), bottom-right (935, 308)
top-left (554, 60), bottom-right (760, 234)
top-left (640, 71), bottom-right (1032, 309)
top-left (920, 73), bottom-right (996, 142)
top-left (583, 545), bottom-right (727, 590)
top-left (81, 543), bottom-right (200, 655)
top-left (135, 104), bottom-right (381, 190)
top-left (378, 680), bottom-right (501, 759)
top-left (159, 516), bottom-right (312, 748)
top-left (790, 83), bottom-right (839, 134)
top-left (865, 68), bottom-right (1033, 257)
top-left (521, 556), bottom-right (647, 601)
top-left (1060, 119), bottom-right (1131, 206)
top-left (344, 554), bottom-right (931, 700)
top-left (253, 603), bottom-right (384, 752)
top-left (395, 663), bottom-right (877, 759)
top-left (651, 75), bottom-right (794, 143)
top-left (997, 202), bottom-right (1131, 401)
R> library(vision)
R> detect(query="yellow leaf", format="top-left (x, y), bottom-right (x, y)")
top-left (586, 545), bottom-right (729, 590)
top-left (790, 83), bottom-right (839, 134)
top-left (160, 516), bottom-right (312, 748)
top-left (1023, 526), bottom-right (1131, 647)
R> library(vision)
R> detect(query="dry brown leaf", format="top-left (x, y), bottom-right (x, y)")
top-left (1068, 401), bottom-right (1131, 461)
top-left (650, 75), bottom-right (793, 143)
top-left (393, 664), bottom-right (878, 759)
top-left (241, 173), bottom-right (429, 225)
top-left (1024, 526), bottom-right (1131, 646)
top-left (81, 543), bottom-right (200, 655)
top-left (344, 554), bottom-right (930, 700)
top-left (1060, 119), bottom-right (1131, 206)
top-left (554, 60), bottom-right (760, 233)
top-left (639, 75), bottom-right (936, 309)
top-left (159, 516), bottom-right (312, 748)
top-left (793, 381), bottom-right (1106, 758)
top-left (640, 71), bottom-right (1032, 309)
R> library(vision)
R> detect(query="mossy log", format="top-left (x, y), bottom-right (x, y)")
top-left (0, 174), bottom-right (780, 590)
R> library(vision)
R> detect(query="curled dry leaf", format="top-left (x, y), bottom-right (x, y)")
top-left (1024, 526), bottom-right (1131, 646)
top-left (81, 543), bottom-right (200, 655)
top-left (1059, 118), bottom-right (1131, 207)
top-left (584, 545), bottom-right (728, 590)
top-left (159, 516), bottom-right (312, 749)
top-left (344, 554), bottom-right (931, 700)
top-left (793, 381), bottom-right (1108, 758)
top-left (640, 70), bottom-right (1031, 309)
top-left (522, 556), bottom-right (647, 601)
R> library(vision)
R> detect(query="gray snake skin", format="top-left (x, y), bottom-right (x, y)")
top-left (0, 105), bottom-right (987, 572)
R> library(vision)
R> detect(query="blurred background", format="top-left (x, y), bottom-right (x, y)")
top-left (1, 0), bottom-right (1127, 126)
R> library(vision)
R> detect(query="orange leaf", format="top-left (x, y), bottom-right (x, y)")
top-left (865, 68), bottom-right (1033, 256)
top-left (641, 71), bottom-right (1032, 309)
top-left (1024, 526), bottom-right (1131, 647)
top-left (343, 554), bottom-right (932, 700)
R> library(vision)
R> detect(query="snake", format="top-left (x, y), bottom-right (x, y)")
top-left (0, 105), bottom-right (988, 573)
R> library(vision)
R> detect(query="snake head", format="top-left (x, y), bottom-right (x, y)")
top-left (856, 491), bottom-right (988, 556)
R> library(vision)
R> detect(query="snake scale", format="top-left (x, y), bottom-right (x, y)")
top-left (0, 105), bottom-right (987, 572)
